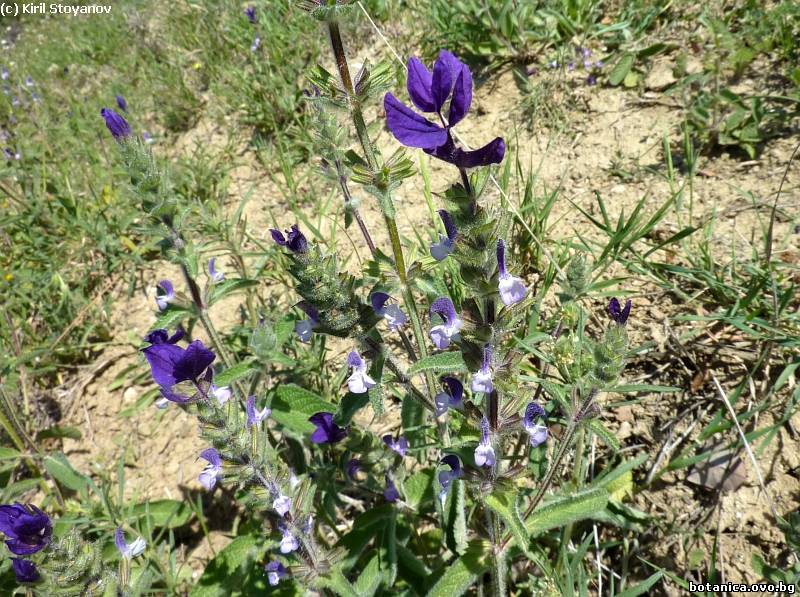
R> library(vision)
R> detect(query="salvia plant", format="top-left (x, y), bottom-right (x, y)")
top-left (1, 3), bottom-right (638, 595)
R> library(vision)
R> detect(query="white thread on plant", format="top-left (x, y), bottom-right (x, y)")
top-left (356, 1), bottom-right (567, 280)
top-left (711, 374), bottom-right (779, 520)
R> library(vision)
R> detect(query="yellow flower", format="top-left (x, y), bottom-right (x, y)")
top-left (192, 62), bottom-right (202, 70)
top-left (4, 273), bottom-right (13, 282)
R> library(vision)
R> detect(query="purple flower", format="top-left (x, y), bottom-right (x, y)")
top-left (438, 455), bottom-right (462, 500)
top-left (198, 448), bottom-right (222, 491)
top-left (211, 384), bottom-right (231, 406)
top-left (12, 559), bottom-right (38, 583)
top-left (497, 239), bottom-right (526, 306)
top-left (548, 60), bottom-right (558, 69)
top-left (430, 210), bottom-right (457, 261)
top-left (244, 5), bottom-right (257, 23)
top-left (265, 561), bottom-right (287, 586)
top-left (24, 76), bottom-right (34, 88)
top-left (474, 417), bottom-right (495, 467)
top-left (0, 504), bottom-right (51, 556)
top-left (100, 107), bottom-right (131, 140)
top-left (523, 403), bottom-right (548, 448)
top-left (272, 493), bottom-right (292, 516)
top-left (383, 473), bottom-right (400, 502)
top-left (346, 351), bottom-right (376, 394)
top-left (207, 258), bottom-right (224, 283)
top-left (586, 74), bottom-right (597, 86)
top-left (141, 331), bottom-right (216, 404)
top-left (371, 292), bottom-right (408, 331)
top-left (471, 345), bottom-right (494, 394)
top-left (279, 526), bottom-right (299, 554)
top-left (434, 376), bottom-right (464, 416)
top-left (346, 458), bottom-right (362, 480)
top-left (309, 412), bottom-right (347, 444)
top-left (155, 279), bottom-right (174, 311)
top-left (270, 225), bottom-right (308, 254)
top-left (115, 95), bottom-right (127, 112)
top-left (295, 302), bottom-right (319, 342)
top-left (251, 35), bottom-right (261, 53)
top-left (3, 147), bottom-right (20, 161)
top-left (384, 51), bottom-right (505, 170)
top-left (608, 298), bottom-right (632, 325)
top-left (429, 297), bottom-right (463, 350)
top-left (382, 434), bottom-right (409, 457)
top-left (115, 528), bottom-right (146, 559)
top-left (142, 131), bottom-right (154, 144)
top-left (246, 395), bottom-right (271, 427)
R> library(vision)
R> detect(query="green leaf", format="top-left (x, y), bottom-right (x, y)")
top-left (317, 570), bottom-right (360, 597)
top-left (44, 453), bottom-right (89, 492)
top-left (402, 470), bottom-right (434, 510)
top-left (207, 279), bottom-right (259, 306)
top-left (353, 556), bottom-right (383, 596)
top-left (426, 541), bottom-right (490, 597)
top-left (190, 534), bottom-right (264, 597)
top-left (408, 352), bottom-right (466, 376)
top-left (445, 479), bottom-right (468, 555)
top-left (153, 307), bottom-right (191, 331)
top-left (608, 52), bottom-right (634, 86)
top-left (526, 488), bottom-right (609, 536)
top-left (131, 499), bottom-right (194, 529)
top-left (214, 359), bottom-right (259, 387)
top-left (271, 384), bottom-right (333, 434)
top-left (615, 571), bottom-right (663, 597)
top-left (584, 419), bottom-right (620, 451)
top-left (485, 492), bottom-right (531, 557)
top-left (335, 392), bottom-right (369, 426)
top-left (35, 426), bottom-right (82, 441)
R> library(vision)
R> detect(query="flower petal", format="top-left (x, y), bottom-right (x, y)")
top-left (431, 50), bottom-right (460, 112)
top-left (426, 136), bottom-right (506, 169)
top-left (448, 65), bottom-right (473, 126)
top-left (406, 57), bottom-right (435, 112)
top-left (384, 93), bottom-right (447, 149)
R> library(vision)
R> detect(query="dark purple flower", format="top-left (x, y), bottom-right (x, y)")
top-left (497, 239), bottom-right (526, 306)
top-left (383, 473), bottom-right (400, 503)
top-left (244, 5), bottom-right (257, 23)
top-left (434, 376), bottom-right (464, 416)
top-left (371, 292), bottom-right (408, 331)
top-left (523, 403), bottom-right (548, 448)
top-left (270, 225), bottom-right (308, 254)
top-left (115, 95), bottom-right (127, 112)
top-left (141, 331), bottom-right (215, 403)
top-left (309, 412), bottom-right (347, 444)
top-left (0, 503), bottom-right (52, 555)
top-left (429, 297), bottom-right (463, 350)
top-left (100, 108), bottom-right (131, 140)
top-left (438, 455), bottom-right (462, 500)
top-left (12, 559), bottom-right (38, 583)
top-left (265, 561), bottom-right (287, 586)
top-left (586, 74), bottom-right (597, 86)
top-left (384, 51), bottom-right (505, 169)
top-left (431, 210), bottom-right (457, 261)
top-left (382, 434), bottom-right (409, 457)
top-left (346, 458), bottom-right (362, 480)
top-left (155, 279), bottom-right (175, 311)
top-left (198, 448), bottom-right (222, 491)
top-left (474, 416), bottom-right (495, 467)
top-left (608, 298), bottom-right (632, 325)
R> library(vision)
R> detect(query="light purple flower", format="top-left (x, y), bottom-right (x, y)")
top-left (383, 473), bottom-right (400, 502)
top-left (154, 397), bottom-right (169, 409)
top-left (384, 51), bottom-right (505, 170)
top-left (434, 376), bottom-right (464, 416)
top-left (24, 76), bottom-right (34, 88)
top-left (1, 68), bottom-right (8, 81)
top-left (474, 417), bottom-right (495, 467)
top-left (382, 434), bottom-right (409, 457)
top-left (497, 239), bottom-right (526, 306)
top-left (272, 493), bottom-right (291, 517)
top-left (198, 448), bottom-right (222, 491)
top-left (211, 384), bottom-right (231, 406)
top-left (265, 561), bottom-right (287, 586)
top-left (346, 458), bottom-right (362, 480)
top-left (246, 395), bottom-right (271, 427)
top-left (523, 403), bottom-right (548, 448)
top-left (115, 527), bottom-right (146, 559)
top-left (155, 279), bottom-right (174, 311)
top-left (438, 455), bottom-right (462, 501)
top-left (295, 302), bottom-right (319, 343)
top-left (431, 210), bottom-right (457, 261)
top-left (371, 292), bottom-right (407, 331)
top-left (471, 345), bottom-right (493, 394)
top-left (251, 35), bottom-right (261, 53)
top-left (346, 350), bottom-right (376, 394)
top-left (429, 297), bottom-right (463, 350)
top-left (208, 258), bottom-right (224, 283)
top-left (279, 526), bottom-right (299, 554)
